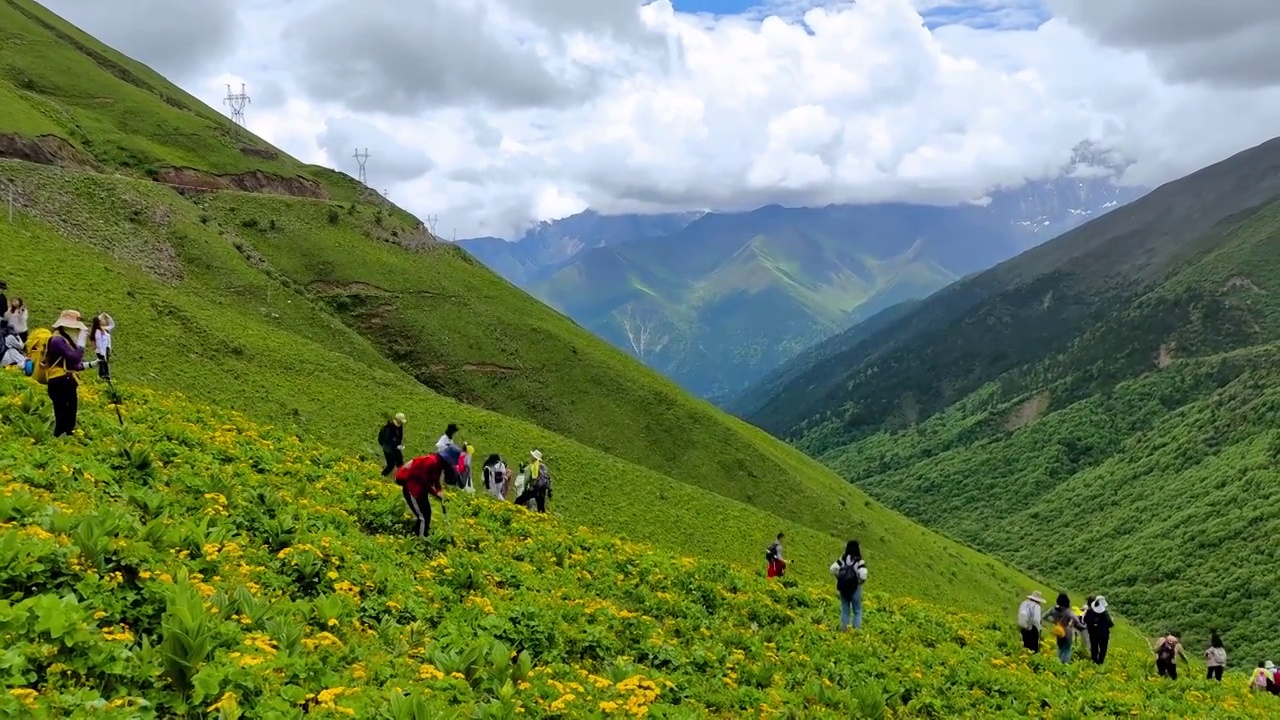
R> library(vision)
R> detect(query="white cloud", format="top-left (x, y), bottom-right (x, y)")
top-left (40, 0), bottom-right (1280, 239)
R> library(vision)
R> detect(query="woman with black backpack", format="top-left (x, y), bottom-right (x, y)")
top-left (829, 540), bottom-right (868, 631)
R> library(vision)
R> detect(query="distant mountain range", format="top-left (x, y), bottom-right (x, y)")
top-left (457, 142), bottom-right (1147, 399)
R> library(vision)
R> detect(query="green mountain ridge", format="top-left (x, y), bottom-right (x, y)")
top-left (530, 204), bottom-right (1013, 400)
top-left (741, 135), bottom-right (1280, 660)
top-left (0, 0), bottom-right (1047, 622)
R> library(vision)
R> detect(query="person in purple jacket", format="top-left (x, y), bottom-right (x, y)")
top-left (44, 310), bottom-right (98, 437)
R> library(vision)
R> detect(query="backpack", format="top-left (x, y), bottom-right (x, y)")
top-left (765, 543), bottom-right (778, 562)
top-left (1156, 639), bottom-right (1176, 663)
top-left (1206, 647), bottom-right (1226, 667)
top-left (25, 328), bottom-right (62, 385)
top-left (1254, 669), bottom-right (1270, 689)
top-left (836, 558), bottom-right (862, 593)
top-left (1017, 602), bottom-right (1037, 631)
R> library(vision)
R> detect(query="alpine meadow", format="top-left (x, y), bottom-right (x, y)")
top-left (2, 0), bottom-right (1277, 717)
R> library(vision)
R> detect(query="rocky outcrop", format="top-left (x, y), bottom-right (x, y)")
top-left (154, 167), bottom-right (329, 200)
top-left (0, 133), bottom-right (97, 170)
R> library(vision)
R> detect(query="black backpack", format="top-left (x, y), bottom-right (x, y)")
top-left (836, 557), bottom-right (862, 592)
top-left (1156, 639), bottom-right (1176, 663)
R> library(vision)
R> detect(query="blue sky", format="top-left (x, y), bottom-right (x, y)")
top-left (669, 0), bottom-right (1050, 31)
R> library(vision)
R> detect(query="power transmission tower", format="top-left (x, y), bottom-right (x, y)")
top-left (223, 83), bottom-right (251, 134)
top-left (353, 148), bottom-right (370, 185)
top-left (423, 214), bottom-right (438, 235)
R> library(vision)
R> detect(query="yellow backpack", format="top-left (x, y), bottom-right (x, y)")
top-left (25, 328), bottom-right (68, 385)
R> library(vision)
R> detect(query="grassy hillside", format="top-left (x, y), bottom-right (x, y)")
top-left (4, 370), bottom-right (1275, 718)
top-left (0, 0), bottom-right (1052, 617)
top-left (741, 138), bottom-right (1280, 659)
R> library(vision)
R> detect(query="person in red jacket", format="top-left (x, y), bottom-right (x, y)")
top-left (395, 453), bottom-right (447, 537)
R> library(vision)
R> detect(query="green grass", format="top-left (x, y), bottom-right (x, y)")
top-left (0, 0), bottom-right (1061, 625)
top-left (785, 196), bottom-right (1280, 661)
top-left (4, 370), bottom-right (1274, 718)
top-left (0, 160), bottom-right (1042, 612)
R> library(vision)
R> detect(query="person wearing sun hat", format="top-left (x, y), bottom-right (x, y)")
top-left (514, 449), bottom-right (552, 512)
top-left (1084, 595), bottom-right (1114, 665)
top-left (1017, 591), bottom-right (1046, 652)
top-left (43, 310), bottom-right (99, 437)
top-left (377, 412), bottom-right (407, 477)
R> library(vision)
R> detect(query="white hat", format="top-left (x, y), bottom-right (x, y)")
top-left (1092, 596), bottom-right (1108, 613)
top-left (51, 310), bottom-right (88, 332)
top-left (1026, 591), bottom-right (1045, 604)
top-left (394, 413), bottom-right (406, 425)
top-left (530, 450), bottom-right (543, 461)
top-left (1267, 661), bottom-right (1276, 671)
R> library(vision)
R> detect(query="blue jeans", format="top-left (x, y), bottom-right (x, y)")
top-left (840, 586), bottom-right (863, 630)
top-left (1057, 638), bottom-right (1073, 664)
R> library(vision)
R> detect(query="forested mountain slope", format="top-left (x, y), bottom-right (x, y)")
top-left (0, 0), bottom-right (1046, 613)
top-left (741, 136), bottom-right (1280, 659)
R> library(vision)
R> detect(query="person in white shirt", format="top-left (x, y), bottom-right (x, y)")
top-left (1018, 591), bottom-right (1046, 652)
top-left (829, 540), bottom-right (869, 630)
top-left (435, 423), bottom-right (463, 486)
top-left (91, 312), bottom-right (114, 380)
top-left (4, 297), bottom-right (28, 343)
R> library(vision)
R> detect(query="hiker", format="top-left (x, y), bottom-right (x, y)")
top-left (1076, 599), bottom-right (1092, 659)
top-left (1, 332), bottom-right (24, 368)
top-left (458, 443), bottom-right (475, 493)
top-left (435, 423), bottom-right (463, 486)
top-left (1250, 662), bottom-right (1273, 692)
top-left (4, 297), bottom-right (28, 344)
top-left (1084, 595), bottom-right (1114, 665)
top-left (377, 413), bottom-right (406, 477)
top-left (829, 540), bottom-right (868, 631)
top-left (1204, 632), bottom-right (1226, 681)
top-left (482, 454), bottom-right (508, 501)
top-left (766, 533), bottom-right (786, 578)
top-left (1044, 592), bottom-right (1085, 664)
top-left (1152, 632), bottom-right (1189, 679)
top-left (1017, 591), bottom-right (1045, 652)
top-left (33, 311), bottom-right (98, 437)
top-left (393, 453), bottom-right (448, 537)
top-left (513, 463), bottom-right (531, 508)
top-left (513, 450), bottom-right (551, 512)
top-left (90, 312), bottom-right (113, 381)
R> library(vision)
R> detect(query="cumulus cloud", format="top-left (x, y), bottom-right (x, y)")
top-left (282, 0), bottom-right (674, 113)
top-left (1048, 0), bottom-right (1280, 87)
top-left (37, 0), bottom-right (1280, 239)
top-left (41, 0), bottom-right (241, 79)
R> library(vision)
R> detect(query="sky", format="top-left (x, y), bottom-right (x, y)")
top-left (40, 0), bottom-right (1280, 239)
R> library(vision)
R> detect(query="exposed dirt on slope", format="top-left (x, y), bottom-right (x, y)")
top-left (155, 167), bottom-right (329, 200)
top-left (1223, 276), bottom-right (1263, 293)
top-left (1006, 391), bottom-right (1050, 430)
top-left (1157, 343), bottom-right (1175, 369)
top-left (305, 280), bottom-right (441, 297)
top-left (0, 133), bottom-right (97, 171)
top-left (428, 362), bottom-right (519, 375)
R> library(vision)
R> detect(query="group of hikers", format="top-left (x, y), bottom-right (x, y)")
top-left (376, 416), bottom-right (553, 537)
top-left (775, 532), bottom-right (1277, 686)
top-left (12, 286), bottom-right (1280, 694)
top-left (1, 283), bottom-right (115, 438)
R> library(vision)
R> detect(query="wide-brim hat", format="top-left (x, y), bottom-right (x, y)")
top-left (51, 310), bottom-right (87, 332)
top-left (1092, 596), bottom-right (1108, 613)
top-left (1267, 661), bottom-right (1276, 671)
top-left (530, 450), bottom-right (543, 461)
top-left (394, 413), bottom-right (406, 425)
top-left (1027, 591), bottom-right (1045, 604)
